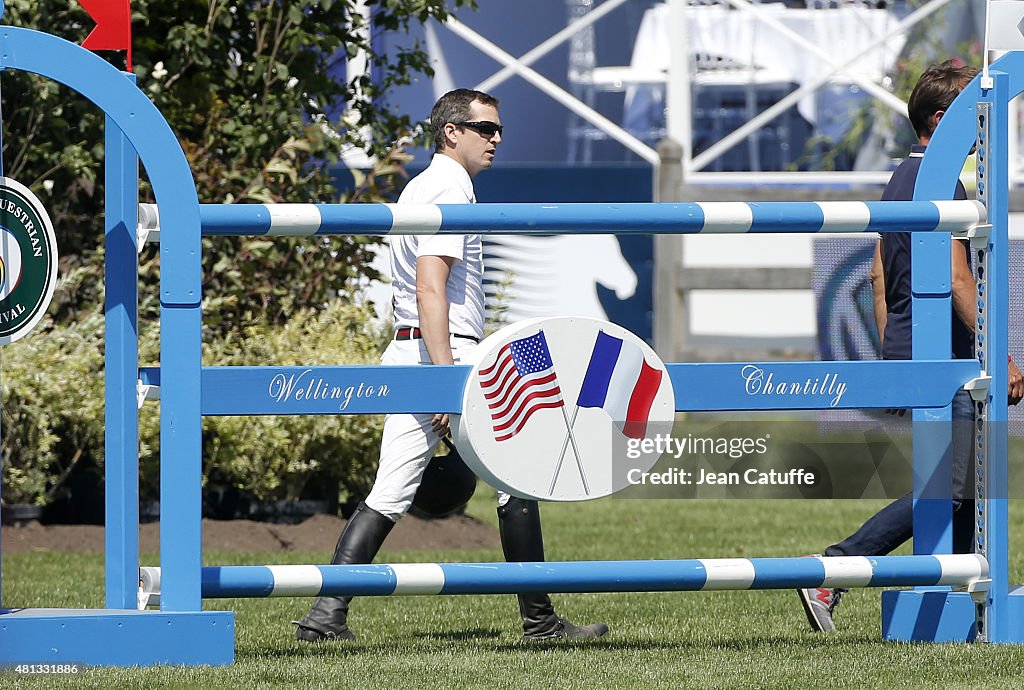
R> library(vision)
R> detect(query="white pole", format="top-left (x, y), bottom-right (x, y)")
top-left (340, 0), bottom-right (374, 167)
top-left (982, 0), bottom-right (994, 89)
top-left (666, 0), bottom-right (692, 176)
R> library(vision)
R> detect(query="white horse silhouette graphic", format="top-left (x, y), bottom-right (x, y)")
top-left (360, 235), bottom-right (638, 324)
top-left (484, 235), bottom-right (637, 321)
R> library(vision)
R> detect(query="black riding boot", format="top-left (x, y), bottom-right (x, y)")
top-left (497, 497), bottom-right (609, 640)
top-left (293, 502), bottom-right (395, 642)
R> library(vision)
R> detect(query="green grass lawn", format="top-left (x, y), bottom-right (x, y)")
top-left (5, 493), bottom-right (1024, 689)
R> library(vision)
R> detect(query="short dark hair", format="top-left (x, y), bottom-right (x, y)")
top-left (430, 88), bottom-right (499, 152)
top-left (907, 60), bottom-right (979, 139)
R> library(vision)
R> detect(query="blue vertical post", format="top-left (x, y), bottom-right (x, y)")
top-left (103, 73), bottom-right (140, 610)
top-left (159, 304), bottom-right (203, 611)
top-left (910, 183), bottom-right (955, 554)
top-left (158, 180), bottom-right (204, 612)
top-left (980, 71), bottom-right (1010, 643)
top-left (0, 27), bottom-right (234, 666)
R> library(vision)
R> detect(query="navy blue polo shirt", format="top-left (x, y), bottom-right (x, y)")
top-left (880, 144), bottom-right (973, 361)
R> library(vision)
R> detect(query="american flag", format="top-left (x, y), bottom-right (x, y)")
top-left (478, 331), bottom-right (564, 442)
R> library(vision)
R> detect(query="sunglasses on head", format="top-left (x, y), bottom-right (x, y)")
top-left (454, 120), bottom-right (503, 137)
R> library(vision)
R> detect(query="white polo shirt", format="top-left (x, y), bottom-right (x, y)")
top-left (389, 154), bottom-right (485, 340)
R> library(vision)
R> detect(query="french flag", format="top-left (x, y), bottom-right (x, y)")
top-left (576, 331), bottom-right (662, 439)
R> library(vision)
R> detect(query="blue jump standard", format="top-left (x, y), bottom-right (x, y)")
top-left (882, 589), bottom-right (1024, 643)
top-left (0, 609), bottom-right (234, 667)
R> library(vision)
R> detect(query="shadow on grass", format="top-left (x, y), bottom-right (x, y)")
top-left (489, 631), bottom-right (880, 653)
top-left (238, 629), bottom-right (882, 661)
top-left (412, 628), bottom-right (502, 641)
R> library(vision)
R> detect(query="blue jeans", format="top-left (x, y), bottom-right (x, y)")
top-left (824, 390), bottom-right (975, 557)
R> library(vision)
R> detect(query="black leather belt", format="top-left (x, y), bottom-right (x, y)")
top-left (395, 326), bottom-right (479, 343)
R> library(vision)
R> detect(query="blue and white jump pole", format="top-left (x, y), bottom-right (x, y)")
top-left (139, 555), bottom-right (988, 601)
top-left (139, 198), bottom-right (986, 237)
top-left (0, 21), bottom-right (1022, 667)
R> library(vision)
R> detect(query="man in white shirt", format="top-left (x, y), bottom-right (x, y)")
top-left (294, 89), bottom-right (608, 643)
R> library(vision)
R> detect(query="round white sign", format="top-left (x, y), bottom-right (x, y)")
top-left (452, 317), bottom-right (675, 501)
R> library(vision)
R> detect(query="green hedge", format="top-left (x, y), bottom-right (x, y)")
top-left (195, 297), bottom-right (388, 504)
top-left (1, 311), bottom-right (109, 506)
top-left (1, 296), bottom-right (388, 507)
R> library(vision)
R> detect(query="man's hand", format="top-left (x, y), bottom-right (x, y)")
top-left (1010, 357), bottom-right (1023, 406)
top-left (431, 413), bottom-right (450, 437)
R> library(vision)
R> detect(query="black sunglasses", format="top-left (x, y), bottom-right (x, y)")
top-left (454, 120), bottom-right (503, 137)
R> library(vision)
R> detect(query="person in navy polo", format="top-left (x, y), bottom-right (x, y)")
top-left (797, 60), bottom-right (1024, 633)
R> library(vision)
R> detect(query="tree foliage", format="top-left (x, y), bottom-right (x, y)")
top-left (1, 0), bottom-right (472, 329)
top-left (0, 0), bottom-right (475, 507)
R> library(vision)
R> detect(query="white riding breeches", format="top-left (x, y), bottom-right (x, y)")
top-left (364, 336), bottom-right (511, 521)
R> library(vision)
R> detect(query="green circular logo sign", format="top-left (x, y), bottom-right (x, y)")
top-left (0, 177), bottom-right (58, 345)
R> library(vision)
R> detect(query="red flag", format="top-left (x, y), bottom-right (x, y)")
top-left (80, 0), bottom-right (132, 70)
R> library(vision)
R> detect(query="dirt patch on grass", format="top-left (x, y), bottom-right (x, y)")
top-left (2, 513), bottom-right (499, 555)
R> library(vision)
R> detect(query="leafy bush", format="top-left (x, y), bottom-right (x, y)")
top-left (0, 282), bottom-right (111, 505)
top-left (192, 297), bottom-right (390, 505)
top-left (2, 293), bottom-right (389, 508)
